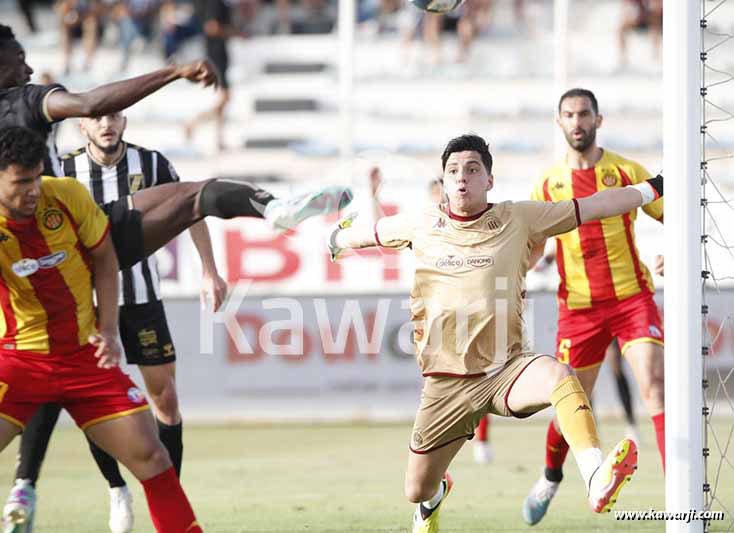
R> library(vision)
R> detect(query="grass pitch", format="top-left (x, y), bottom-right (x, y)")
top-left (0, 418), bottom-right (731, 532)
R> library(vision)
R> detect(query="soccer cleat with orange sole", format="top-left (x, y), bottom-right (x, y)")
top-left (588, 438), bottom-right (638, 514)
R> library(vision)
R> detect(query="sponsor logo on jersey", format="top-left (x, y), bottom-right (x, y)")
top-left (435, 255), bottom-right (464, 270)
top-left (602, 173), bottom-right (618, 187)
top-left (127, 387), bottom-right (146, 404)
top-left (42, 208), bottom-right (64, 230)
top-left (485, 215), bottom-right (502, 231)
top-left (649, 325), bottom-right (662, 338)
top-left (38, 251), bottom-right (67, 269)
top-left (163, 343), bottom-right (175, 357)
top-left (0, 233), bottom-right (9, 243)
top-left (12, 258), bottom-right (39, 277)
top-left (138, 328), bottom-right (158, 348)
top-left (433, 218), bottom-right (446, 229)
top-left (466, 255), bottom-right (494, 269)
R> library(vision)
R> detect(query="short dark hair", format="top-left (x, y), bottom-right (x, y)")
top-left (0, 25), bottom-right (17, 54)
top-left (558, 88), bottom-right (599, 115)
top-left (0, 127), bottom-right (47, 171)
top-left (0, 25), bottom-right (14, 42)
top-left (441, 134), bottom-right (493, 174)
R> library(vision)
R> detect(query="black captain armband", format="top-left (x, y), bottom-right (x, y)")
top-left (627, 174), bottom-right (663, 206)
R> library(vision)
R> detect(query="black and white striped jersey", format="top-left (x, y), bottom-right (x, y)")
top-left (61, 142), bottom-right (180, 306)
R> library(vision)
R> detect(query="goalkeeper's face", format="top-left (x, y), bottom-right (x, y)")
top-left (442, 151), bottom-right (493, 216)
top-left (557, 96), bottom-right (602, 153)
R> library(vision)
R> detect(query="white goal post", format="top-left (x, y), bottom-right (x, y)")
top-left (663, 0), bottom-right (704, 531)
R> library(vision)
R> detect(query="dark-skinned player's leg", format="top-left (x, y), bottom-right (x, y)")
top-left (110, 179), bottom-right (353, 269)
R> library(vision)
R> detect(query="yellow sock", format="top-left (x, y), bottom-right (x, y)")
top-left (550, 375), bottom-right (600, 452)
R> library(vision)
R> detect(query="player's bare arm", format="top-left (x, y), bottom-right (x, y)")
top-left (576, 175), bottom-right (663, 224)
top-left (45, 59), bottom-right (219, 121)
top-left (88, 233), bottom-right (122, 369)
top-left (189, 220), bottom-right (228, 310)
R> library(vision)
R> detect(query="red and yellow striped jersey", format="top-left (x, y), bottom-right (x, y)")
top-left (531, 150), bottom-right (663, 311)
top-left (0, 177), bottom-right (109, 357)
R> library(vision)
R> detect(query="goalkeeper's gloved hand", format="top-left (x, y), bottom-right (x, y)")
top-left (328, 212), bottom-right (359, 262)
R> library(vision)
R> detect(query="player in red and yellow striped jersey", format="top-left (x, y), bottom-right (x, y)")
top-left (0, 127), bottom-right (202, 533)
top-left (522, 89), bottom-right (664, 526)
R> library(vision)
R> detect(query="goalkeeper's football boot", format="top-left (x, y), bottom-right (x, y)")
top-left (522, 474), bottom-right (560, 525)
top-left (264, 186), bottom-right (353, 232)
top-left (3, 480), bottom-right (35, 533)
top-left (588, 438), bottom-right (638, 513)
top-left (411, 473), bottom-right (453, 533)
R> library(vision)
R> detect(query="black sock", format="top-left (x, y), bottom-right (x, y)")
top-left (615, 373), bottom-right (636, 426)
top-left (15, 403), bottom-right (63, 486)
top-left (544, 467), bottom-right (564, 483)
top-left (87, 437), bottom-right (126, 488)
top-left (199, 180), bottom-right (275, 219)
top-left (158, 420), bottom-right (183, 478)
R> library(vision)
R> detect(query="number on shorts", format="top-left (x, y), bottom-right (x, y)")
top-left (0, 382), bottom-right (7, 404)
top-left (558, 338), bottom-right (572, 364)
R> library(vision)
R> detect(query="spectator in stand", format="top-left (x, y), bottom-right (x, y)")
top-left (160, 0), bottom-right (201, 60)
top-left (56, 0), bottom-right (107, 74)
top-left (271, 0), bottom-right (335, 35)
top-left (17, 0), bottom-right (40, 33)
top-left (112, 0), bottom-right (162, 71)
top-left (618, 0), bottom-right (662, 70)
top-left (183, 0), bottom-right (248, 152)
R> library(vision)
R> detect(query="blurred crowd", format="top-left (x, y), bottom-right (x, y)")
top-left (11, 0), bottom-right (663, 72)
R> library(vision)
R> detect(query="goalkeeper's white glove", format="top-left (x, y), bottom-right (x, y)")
top-left (328, 212), bottom-right (359, 262)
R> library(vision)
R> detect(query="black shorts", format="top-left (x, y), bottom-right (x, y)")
top-left (102, 198), bottom-right (145, 270)
top-left (119, 300), bottom-right (177, 366)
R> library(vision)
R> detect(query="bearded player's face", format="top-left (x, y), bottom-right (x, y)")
top-left (80, 113), bottom-right (127, 155)
top-left (557, 96), bottom-right (603, 153)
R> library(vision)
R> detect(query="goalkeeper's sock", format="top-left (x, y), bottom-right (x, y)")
top-left (544, 420), bottom-right (569, 483)
top-left (550, 375), bottom-right (602, 488)
top-left (157, 420), bottom-right (183, 478)
top-left (652, 412), bottom-right (665, 472)
top-left (141, 467), bottom-right (201, 533)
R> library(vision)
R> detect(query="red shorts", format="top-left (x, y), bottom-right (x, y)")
top-left (0, 345), bottom-right (149, 430)
top-left (556, 292), bottom-right (664, 370)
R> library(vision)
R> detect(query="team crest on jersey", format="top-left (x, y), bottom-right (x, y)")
top-left (553, 182), bottom-right (565, 190)
top-left (602, 173), bottom-right (618, 187)
top-left (128, 173), bottom-right (144, 193)
top-left (42, 208), bottom-right (64, 230)
top-left (127, 387), bottom-right (145, 404)
top-left (0, 233), bottom-right (9, 243)
top-left (138, 328), bottom-right (158, 348)
top-left (411, 431), bottom-right (424, 448)
top-left (163, 343), bottom-right (175, 357)
top-left (485, 215), bottom-right (502, 231)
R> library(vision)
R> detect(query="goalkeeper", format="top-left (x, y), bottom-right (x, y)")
top-left (328, 133), bottom-right (663, 533)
